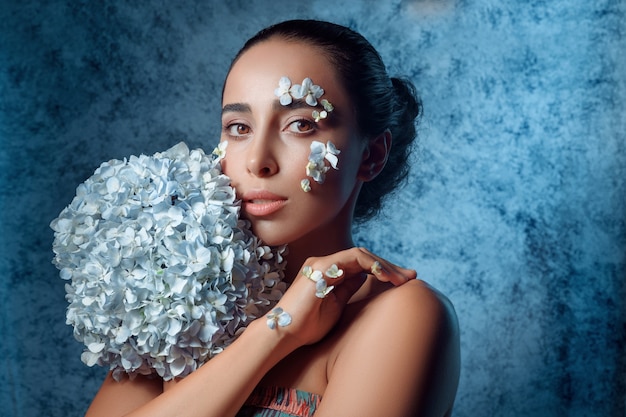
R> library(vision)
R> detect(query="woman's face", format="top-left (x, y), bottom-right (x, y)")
top-left (220, 38), bottom-right (367, 246)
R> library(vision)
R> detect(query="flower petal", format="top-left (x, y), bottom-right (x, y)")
top-left (300, 179), bottom-right (311, 192)
top-left (50, 142), bottom-right (288, 381)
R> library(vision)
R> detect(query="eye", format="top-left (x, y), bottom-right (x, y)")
top-left (224, 123), bottom-right (251, 137)
top-left (286, 119), bottom-right (315, 134)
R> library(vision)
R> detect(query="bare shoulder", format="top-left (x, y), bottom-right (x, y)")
top-left (371, 279), bottom-right (459, 363)
top-left (334, 277), bottom-right (460, 375)
top-left (322, 279), bottom-right (460, 416)
top-left (389, 279), bottom-right (455, 322)
top-left (351, 278), bottom-right (458, 335)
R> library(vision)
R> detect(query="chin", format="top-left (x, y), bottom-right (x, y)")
top-left (250, 227), bottom-right (291, 247)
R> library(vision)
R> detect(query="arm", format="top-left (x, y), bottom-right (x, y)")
top-left (86, 247), bottom-right (416, 417)
top-left (86, 317), bottom-right (299, 417)
top-left (86, 373), bottom-right (163, 416)
top-left (316, 279), bottom-right (460, 417)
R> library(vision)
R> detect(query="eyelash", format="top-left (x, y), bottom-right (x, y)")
top-left (222, 118), bottom-right (318, 139)
top-left (223, 123), bottom-right (251, 138)
top-left (286, 118), bottom-right (316, 134)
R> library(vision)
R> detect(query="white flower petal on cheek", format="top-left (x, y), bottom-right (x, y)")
top-left (300, 179), bottom-right (311, 193)
top-left (305, 160), bottom-right (328, 184)
top-left (303, 141), bottom-right (340, 185)
top-left (324, 141), bottom-right (340, 170)
top-left (308, 141), bottom-right (327, 162)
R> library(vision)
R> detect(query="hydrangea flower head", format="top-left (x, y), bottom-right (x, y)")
top-left (50, 142), bottom-right (287, 381)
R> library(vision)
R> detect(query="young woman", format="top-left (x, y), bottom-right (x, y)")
top-left (86, 19), bottom-right (460, 417)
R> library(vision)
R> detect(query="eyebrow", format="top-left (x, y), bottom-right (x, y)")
top-left (272, 99), bottom-right (312, 111)
top-left (222, 102), bottom-right (251, 114)
top-left (221, 99), bottom-right (314, 115)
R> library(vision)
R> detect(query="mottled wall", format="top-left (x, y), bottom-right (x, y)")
top-left (1, 1), bottom-right (624, 416)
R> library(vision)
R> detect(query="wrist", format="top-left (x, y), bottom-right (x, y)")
top-left (243, 314), bottom-right (302, 360)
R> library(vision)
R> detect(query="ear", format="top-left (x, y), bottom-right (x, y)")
top-left (357, 130), bottom-right (391, 182)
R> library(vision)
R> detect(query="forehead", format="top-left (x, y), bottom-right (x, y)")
top-left (223, 38), bottom-right (348, 105)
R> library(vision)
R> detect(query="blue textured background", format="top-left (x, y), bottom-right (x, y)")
top-left (1, 1), bottom-right (624, 416)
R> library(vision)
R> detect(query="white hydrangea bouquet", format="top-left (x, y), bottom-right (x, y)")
top-left (50, 142), bottom-right (287, 381)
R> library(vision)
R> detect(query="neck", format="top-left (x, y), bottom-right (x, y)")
top-left (283, 229), bottom-right (355, 282)
top-left (281, 183), bottom-right (363, 282)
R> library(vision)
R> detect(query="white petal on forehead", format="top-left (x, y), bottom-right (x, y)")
top-left (279, 94), bottom-right (293, 106)
top-left (290, 83), bottom-right (304, 99)
top-left (275, 76), bottom-right (294, 105)
top-left (275, 76), bottom-right (291, 95)
top-left (311, 84), bottom-right (324, 98)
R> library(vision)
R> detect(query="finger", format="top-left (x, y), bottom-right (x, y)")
top-left (335, 247), bottom-right (416, 286)
top-left (300, 248), bottom-right (415, 293)
top-left (370, 259), bottom-right (417, 285)
top-left (356, 247), bottom-right (417, 279)
top-left (330, 273), bottom-right (367, 305)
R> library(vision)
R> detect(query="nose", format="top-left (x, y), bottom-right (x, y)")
top-left (246, 129), bottom-right (278, 177)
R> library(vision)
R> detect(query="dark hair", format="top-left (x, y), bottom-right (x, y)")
top-left (228, 20), bottom-right (422, 222)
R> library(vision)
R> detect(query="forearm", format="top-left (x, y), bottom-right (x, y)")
top-left (88, 319), bottom-right (298, 417)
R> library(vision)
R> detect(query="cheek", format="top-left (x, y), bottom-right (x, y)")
top-left (220, 158), bottom-right (231, 176)
top-left (219, 142), bottom-right (247, 177)
top-left (219, 156), bottom-right (243, 187)
top-left (331, 148), bottom-right (364, 190)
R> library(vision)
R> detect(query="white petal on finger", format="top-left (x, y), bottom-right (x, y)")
top-left (325, 264), bottom-right (344, 278)
top-left (310, 270), bottom-right (324, 282)
top-left (370, 260), bottom-right (382, 276)
top-left (315, 279), bottom-right (334, 298)
top-left (302, 265), bottom-right (341, 298)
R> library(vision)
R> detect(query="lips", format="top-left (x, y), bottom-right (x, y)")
top-left (241, 190), bottom-right (287, 217)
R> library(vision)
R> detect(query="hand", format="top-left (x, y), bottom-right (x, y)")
top-left (269, 247), bottom-right (416, 347)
